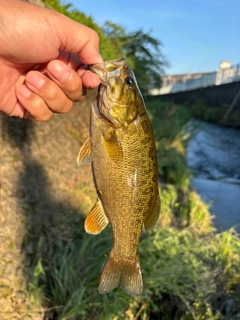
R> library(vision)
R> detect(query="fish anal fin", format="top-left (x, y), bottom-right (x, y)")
top-left (144, 192), bottom-right (160, 231)
top-left (102, 128), bottom-right (123, 162)
top-left (77, 137), bottom-right (92, 165)
top-left (84, 199), bottom-right (108, 235)
top-left (98, 251), bottom-right (143, 297)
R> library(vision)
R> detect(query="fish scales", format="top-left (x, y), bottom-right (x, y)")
top-left (91, 113), bottom-right (151, 258)
top-left (77, 57), bottom-right (160, 296)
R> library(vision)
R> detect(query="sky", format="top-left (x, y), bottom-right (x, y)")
top-left (69, 0), bottom-right (240, 75)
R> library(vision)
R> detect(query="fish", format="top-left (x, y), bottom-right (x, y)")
top-left (77, 57), bottom-right (160, 296)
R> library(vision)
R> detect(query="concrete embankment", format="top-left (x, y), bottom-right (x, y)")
top-left (148, 80), bottom-right (240, 127)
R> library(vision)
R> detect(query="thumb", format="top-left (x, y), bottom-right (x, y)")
top-left (0, 0), bottom-right (103, 65)
top-left (54, 12), bottom-right (103, 65)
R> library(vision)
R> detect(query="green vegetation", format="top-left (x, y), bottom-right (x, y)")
top-left (146, 99), bottom-right (192, 187)
top-left (27, 99), bottom-right (240, 320)
top-left (31, 222), bottom-right (240, 320)
top-left (190, 99), bottom-right (240, 127)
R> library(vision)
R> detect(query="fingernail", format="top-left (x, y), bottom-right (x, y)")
top-left (26, 72), bottom-right (45, 89)
top-left (16, 85), bottom-right (32, 98)
top-left (48, 61), bottom-right (71, 82)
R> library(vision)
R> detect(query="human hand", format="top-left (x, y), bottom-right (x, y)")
top-left (0, 0), bottom-right (102, 121)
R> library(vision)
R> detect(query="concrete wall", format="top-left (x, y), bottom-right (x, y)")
top-left (149, 80), bottom-right (240, 109)
top-left (152, 63), bottom-right (240, 95)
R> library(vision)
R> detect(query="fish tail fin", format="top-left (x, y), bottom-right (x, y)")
top-left (98, 251), bottom-right (142, 296)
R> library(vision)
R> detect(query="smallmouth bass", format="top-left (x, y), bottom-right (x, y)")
top-left (77, 57), bottom-right (160, 296)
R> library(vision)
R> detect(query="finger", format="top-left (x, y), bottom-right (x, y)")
top-left (56, 51), bottom-right (82, 70)
top-left (16, 85), bottom-right (53, 121)
top-left (77, 68), bottom-right (101, 90)
top-left (46, 60), bottom-right (89, 101)
top-left (47, 56), bottom-right (100, 90)
top-left (24, 71), bottom-right (73, 113)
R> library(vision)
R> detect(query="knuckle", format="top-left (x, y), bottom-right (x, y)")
top-left (46, 87), bottom-right (58, 101)
top-left (62, 100), bottom-right (73, 113)
top-left (66, 79), bottom-right (80, 94)
top-left (35, 111), bottom-right (52, 122)
top-left (29, 99), bottom-right (53, 122)
top-left (54, 98), bottom-right (73, 114)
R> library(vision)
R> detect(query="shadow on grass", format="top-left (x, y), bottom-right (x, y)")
top-left (3, 116), bottom-right (105, 319)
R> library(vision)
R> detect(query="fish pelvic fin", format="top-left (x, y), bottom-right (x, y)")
top-left (77, 137), bottom-right (92, 165)
top-left (98, 251), bottom-right (143, 297)
top-left (144, 192), bottom-right (161, 231)
top-left (85, 199), bottom-right (109, 235)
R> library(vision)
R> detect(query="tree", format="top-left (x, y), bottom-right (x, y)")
top-left (103, 21), bottom-right (168, 95)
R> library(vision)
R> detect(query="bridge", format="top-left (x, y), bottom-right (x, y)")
top-left (151, 61), bottom-right (240, 95)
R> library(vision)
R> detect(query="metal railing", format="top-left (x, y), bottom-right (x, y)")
top-left (152, 63), bottom-right (240, 95)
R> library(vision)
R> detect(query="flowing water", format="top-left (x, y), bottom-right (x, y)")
top-left (186, 120), bottom-right (240, 232)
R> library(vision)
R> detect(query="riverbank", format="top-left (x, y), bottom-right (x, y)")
top-left (147, 80), bottom-right (240, 127)
top-left (191, 177), bottom-right (240, 231)
top-left (187, 119), bottom-right (240, 232)
top-left (1, 97), bottom-right (240, 319)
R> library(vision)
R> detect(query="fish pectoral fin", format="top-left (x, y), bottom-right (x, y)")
top-left (84, 199), bottom-right (109, 235)
top-left (102, 128), bottom-right (123, 162)
top-left (77, 137), bottom-right (92, 165)
top-left (144, 192), bottom-right (161, 231)
top-left (98, 251), bottom-right (143, 296)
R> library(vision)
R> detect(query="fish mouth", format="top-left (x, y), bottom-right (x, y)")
top-left (89, 57), bottom-right (126, 85)
top-left (90, 57), bottom-right (126, 128)
top-left (96, 86), bottom-right (120, 128)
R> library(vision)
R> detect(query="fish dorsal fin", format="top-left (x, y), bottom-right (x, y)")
top-left (102, 128), bottom-right (123, 162)
top-left (85, 199), bottom-right (109, 234)
top-left (77, 137), bottom-right (92, 165)
top-left (144, 193), bottom-right (160, 231)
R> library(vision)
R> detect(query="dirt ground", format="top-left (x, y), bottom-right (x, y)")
top-left (0, 86), bottom-right (96, 319)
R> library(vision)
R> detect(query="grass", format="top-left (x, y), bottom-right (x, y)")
top-left (27, 99), bottom-right (240, 319)
top-left (30, 217), bottom-right (240, 319)
top-left (188, 99), bottom-right (240, 127)
top-left (159, 184), bottom-right (214, 234)
top-left (140, 226), bottom-right (240, 319)
top-left (146, 99), bottom-right (192, 187)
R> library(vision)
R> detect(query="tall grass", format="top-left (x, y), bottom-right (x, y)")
top-left (35, 219), bottom-right (240, 319)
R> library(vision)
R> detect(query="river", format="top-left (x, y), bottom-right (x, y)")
top-left (186, 120), bottom-right (240, 232)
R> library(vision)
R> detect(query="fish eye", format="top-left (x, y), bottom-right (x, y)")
top-left (125, 76), bottom-right (134, 88)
